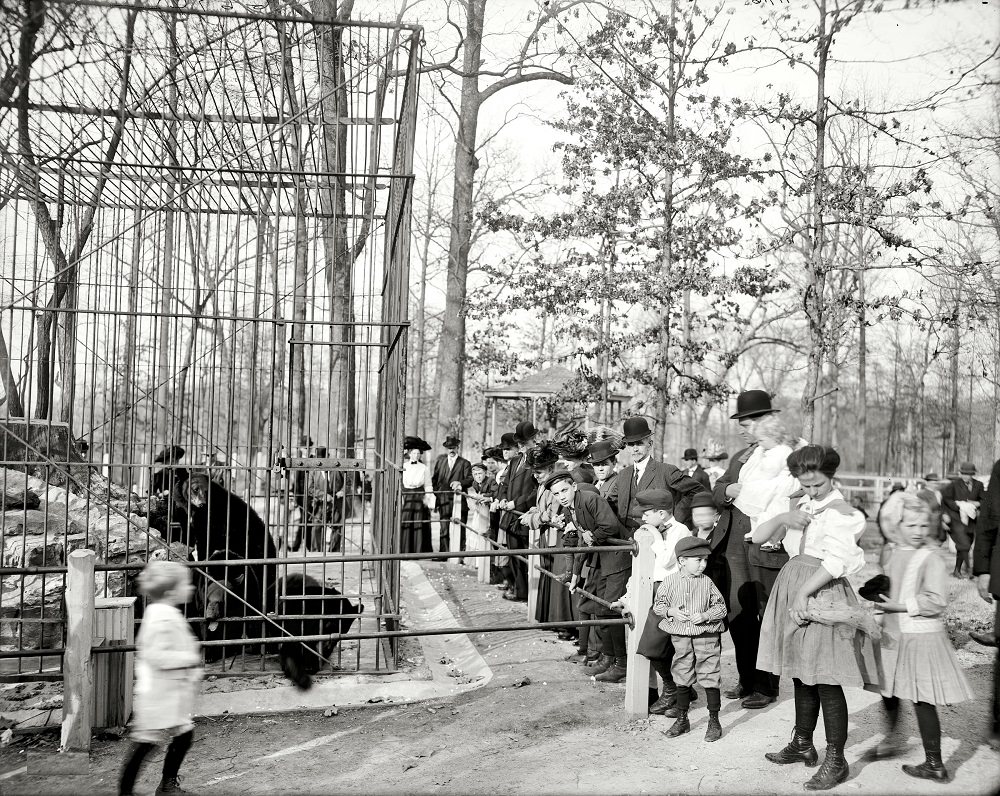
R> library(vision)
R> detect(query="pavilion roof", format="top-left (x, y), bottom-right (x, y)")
top-left (484, 365), bottom-right (631, 402)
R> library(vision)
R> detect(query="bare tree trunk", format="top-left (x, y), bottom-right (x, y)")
top-left (411, 179), bottom-right (435, 435)
top-left (948, 294), bottom-right (961, 473)
top-left (801, 0), bottom-right (830, 442)
top-left (0, 325), bottom-right (25, 417)
top-left (435, 0), bottom-right (485, 446)
top-left (856, 220), bottom-right (867, 473)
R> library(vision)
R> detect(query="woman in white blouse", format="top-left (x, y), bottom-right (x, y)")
top-left (754, 445), bottom-right (879, 792)
top-left (734, 413), bottom-right (799, 536)
top-left (401, 436), bottom-right (434, 554)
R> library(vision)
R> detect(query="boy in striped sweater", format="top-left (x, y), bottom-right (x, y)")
top-left (652, 535), bottom-right (727, 742)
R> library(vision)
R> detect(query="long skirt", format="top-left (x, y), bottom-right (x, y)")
top-left (757, 555), bottom-right (880, 689)
top-left (536, 530), bottom-right (577, 625)
top-left (400, 486), bottom-right (432, 554)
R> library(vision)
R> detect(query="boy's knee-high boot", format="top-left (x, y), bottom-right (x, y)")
top-left (766, 680), bottom-right (819, 766)
top-left (649, 658), bottom-right (677, 714)
top-left (805, 686), bottom-right (850, 790)
top-left (903, 702), bottom-right (949, 782)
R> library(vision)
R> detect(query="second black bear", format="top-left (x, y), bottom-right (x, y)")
top-left (278, 572), bottom-right (363, 690)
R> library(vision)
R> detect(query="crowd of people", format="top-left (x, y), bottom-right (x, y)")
top-left (400, 389), bottom-right (1000, 789)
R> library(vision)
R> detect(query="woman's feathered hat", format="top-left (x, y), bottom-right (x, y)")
top-left (526, 440), bottom-right (560, 471)
top-left (553, 430), bottom-right (590, 461)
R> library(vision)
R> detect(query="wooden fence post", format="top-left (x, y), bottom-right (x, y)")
top-left (449, 494), bottom-right (462, 565)
top-left (624, 526), bottom-right (657, 717)
top-left (526, 525), bottom-right (539, 621)
top-left (62, 548), bottom-right (96, 752)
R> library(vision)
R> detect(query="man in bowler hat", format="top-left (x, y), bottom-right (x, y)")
top-left (607, 417), bottom-right (707, 532)
top-left (432, 436), bottom-right (474, 560)
top-left (942, 462), bottom-right (985, 578)
top-left (497, 421), bottom-right (541, 600)
top-left (681, 447), bottom-right (711, 491)
top-left (711, 389), bottom-right (782, 709)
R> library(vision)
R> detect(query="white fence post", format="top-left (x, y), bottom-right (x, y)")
top-left (624, 526), bottom-right (657, 717)
top-left (449, 494), bottom-right (462, 565)
top-left (526, 526), bottom-right (539, 621)
top-left (62, 549), bottom-right (96, 751)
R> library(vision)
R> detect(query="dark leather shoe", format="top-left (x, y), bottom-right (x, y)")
top-left (595, 658), bottom-right (627, 683)
top-left (501, 592), bottom-right (526, 602)
top-left (902, 758), bottom-right (949, 782)
top-left (765, 729), bottom-right (819, 766)
top-left (970, 631), bottom-right (999, 647)
top-left (804, 746), bottom-right (849, 790)
top-left (742, 691), bottom-right (776, 709)
top-left (724, 683), bottom-right (750, 700)
top-left (586, 654), bottom-right (613, 676)
top-left (663, 713), bottom-right (690, 738)
top-left (705, 712), bottom-right (723, 742)
top-left (649, 692), bottom-right (677, 715)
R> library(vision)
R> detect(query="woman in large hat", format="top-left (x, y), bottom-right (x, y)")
top-left (401, 436), bottom-right (434, 554)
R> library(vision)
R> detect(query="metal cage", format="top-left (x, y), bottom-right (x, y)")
top-left (0, 0), bottom-right (419, 678)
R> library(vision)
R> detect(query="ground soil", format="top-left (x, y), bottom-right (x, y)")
top-left (2, 544), bottom-right (999, 796)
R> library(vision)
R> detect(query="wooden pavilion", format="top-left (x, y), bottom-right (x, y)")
top-left (483, 365), bottom-right (632, 440)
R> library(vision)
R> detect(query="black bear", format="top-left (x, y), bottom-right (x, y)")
top-left (177, 473), bottom-right (278, 661)
top-left (277, 572), bottom-right (363, 690)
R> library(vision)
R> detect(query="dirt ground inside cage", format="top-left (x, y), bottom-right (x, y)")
top-left (3, 542), bottom-right (999, 796)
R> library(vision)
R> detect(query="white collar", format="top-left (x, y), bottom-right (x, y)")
top-left (634, 456), bottom-right (649, 471)
top-left (799, 488), bottom-right (844, 511)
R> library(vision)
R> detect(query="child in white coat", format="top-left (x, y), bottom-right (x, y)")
top-left (119, 560), bottom-right (202, 796)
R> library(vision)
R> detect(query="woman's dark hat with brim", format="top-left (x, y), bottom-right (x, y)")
top-left (483, 446), bottom-right (503, 461)
top-left (587, 438), bottom-right (619, 465)
top-left (622, 417), bottom-right (654, 443)
top-left (404, 436), bottom-right (431, 452)
top-left (442, 436), bottom-right (461, 449)
top-left (526, 442), bottom-right (560, 471)
top-left (730, 389), bottom-right (779, 420)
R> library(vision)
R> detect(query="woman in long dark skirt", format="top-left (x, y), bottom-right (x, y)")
top-left (401, 437), bottom-right (434, 554)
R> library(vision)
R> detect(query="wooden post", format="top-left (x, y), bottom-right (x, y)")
top-left (526, 526), bottom-right (539, 621)
top-left (92, 597), bottom-right (136, 729)
top-left (62, 549), bottom-right (96, 752)
top-left (624, 526), bottom-right (657, 717)
top-left (449, 493), bottom-right (462, 565)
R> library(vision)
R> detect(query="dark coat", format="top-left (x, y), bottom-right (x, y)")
top-left (560, 488), bottom-right (631, 575)
top-left (684, 464), bottom-right (712, 492)
top-left (972, 459), bottom-right (1000, 596)
top-left (432, 453), bottom-right (473, 520)
top-left (942, 477), bottom-right (986, 531)
top-left (608, 459), bottom-right (706, 531)
top-left (501, 454), bottom-right (537, 539)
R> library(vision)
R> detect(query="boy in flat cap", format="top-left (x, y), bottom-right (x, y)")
top-left (610, 488), bottom-right (695, 709)
top-left (653, 535), bottom-right (727, 742)
top-left (548, 471), bottom-right (631, 680)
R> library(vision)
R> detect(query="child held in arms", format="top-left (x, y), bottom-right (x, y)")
top-left (119, 560), bottom-right (202, 796)
top-left (652, 536), bottom-right (728, 742)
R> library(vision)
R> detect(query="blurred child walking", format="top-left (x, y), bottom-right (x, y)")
top-left (119, 560), bottom-right (202, 796)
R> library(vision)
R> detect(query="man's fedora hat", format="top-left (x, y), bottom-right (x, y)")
top-left (622, 417), bottom-right (654, 443)
top-left (959, 462), bottom-right (977, 475)
top-left (442, 436), bottom-right (461, 449)
top-left (514, 421), bottom-right (539, 443)
top-left (587, 438), bottom-right (619, 465)
top-left (682, 448), bottom-right (698, 460)
top-left (730, 390), bottom-right (779, 420)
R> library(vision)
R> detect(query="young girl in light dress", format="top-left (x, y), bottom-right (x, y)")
top-left (119, 560), bottom-right (202, 796)
top-left (869, 491), bottom-right (974, 782)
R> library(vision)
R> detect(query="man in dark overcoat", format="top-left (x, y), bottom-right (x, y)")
top-left (607, 417), bottom-right (707, 532)
top-left (942, 462), bottom-right (985, 578)
top-left (681, 447), bottom-right (712, 491)
top-left (498, 421), bottom-right (540, 601)
top-left (712, 389), bottom-right (782, 709)
top-left (432, 436), bottom-right (473, 559)
top-left (972, 457), bottom-right (1000, 738)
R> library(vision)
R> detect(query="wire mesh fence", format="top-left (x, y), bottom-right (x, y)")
top-left (1, 1), bottom-right (420, 679)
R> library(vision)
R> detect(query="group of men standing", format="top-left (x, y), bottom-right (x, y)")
top-left (427, 390), bottom-right (791, 708)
